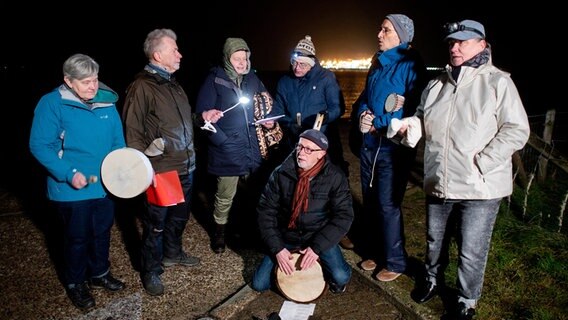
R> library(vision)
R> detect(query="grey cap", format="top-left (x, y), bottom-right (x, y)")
top-left (445, 20), bottom-right (485, 41)
top-left (299, 129), bottom-right (329, 150)
top-left (386, 14), bottom-right (414, 44)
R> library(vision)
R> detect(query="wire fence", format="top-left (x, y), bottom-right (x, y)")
top-left (509, 110), bottom-right (568, 234)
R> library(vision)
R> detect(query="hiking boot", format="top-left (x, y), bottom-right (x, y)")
top-left (162, 251), bottom-right (200, 267)
top-left (142, 273), bottom-right (164, 296)
top-left (67, 282), bottom-right (95, 310)
top-left (90, 272), bottom-right (125, 291)
top-left (212, 223), bottom-right (226, 254)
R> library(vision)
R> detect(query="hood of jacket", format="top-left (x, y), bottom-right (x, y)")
top-left (223, 37), bottom-right (251, 82)
top-left (59, 81), bottom-right (118, 109)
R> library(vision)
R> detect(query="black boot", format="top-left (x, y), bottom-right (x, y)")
top-left (212, 223), bottom-right (226, 253)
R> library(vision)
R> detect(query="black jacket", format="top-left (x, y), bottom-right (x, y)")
top-left (195, 67), bottom-right (267, 176)
top-left (257, 152), bottom-right (354, 256)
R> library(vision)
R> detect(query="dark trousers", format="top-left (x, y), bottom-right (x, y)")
top-left (360, 145), bottom-right (414, 272)
top-left (56, 197), bottom-right (114, 286)
top-left (141, 172), bottom-right (193, 275)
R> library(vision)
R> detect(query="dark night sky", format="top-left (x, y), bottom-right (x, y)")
top-left (1, 2), bottom-right (555, 114)
top-left (0, 1), bottom-right (558, 196)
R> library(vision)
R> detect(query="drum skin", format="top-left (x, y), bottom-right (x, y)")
top-left (101, 147), bottom-right (153, 198)
top-left (275, 252), bottom-right (326, 303)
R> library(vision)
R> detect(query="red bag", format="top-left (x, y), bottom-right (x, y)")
top-left (146, 170), bottom-right (185, 206)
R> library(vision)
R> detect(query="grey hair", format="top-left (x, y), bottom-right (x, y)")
top-left (63, 53), bottom-right (99, 80)
top-left (143, 28), bottom-right (177, 59)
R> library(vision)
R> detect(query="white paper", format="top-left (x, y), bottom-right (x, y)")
top-left (278, 301), bottom-right (316, 320)
top-left (254, 114), bottom-right (285, 125)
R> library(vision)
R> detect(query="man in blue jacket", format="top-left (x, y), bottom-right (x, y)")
top-left (272, 35), bottom-right (348, 175)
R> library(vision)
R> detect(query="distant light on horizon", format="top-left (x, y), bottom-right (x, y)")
top-left (320, 58), bottom-right (371, 70)
top-left (321, 58), bottom-right (445, 72)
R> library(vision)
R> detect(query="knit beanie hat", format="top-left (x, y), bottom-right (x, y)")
top-left (386, 14), bottom-right (414, 44)
top-left (292, 35), bottom-right (316, 67)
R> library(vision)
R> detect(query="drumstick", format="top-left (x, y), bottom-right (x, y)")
top-left (313, 113), bottom-right (325, 130)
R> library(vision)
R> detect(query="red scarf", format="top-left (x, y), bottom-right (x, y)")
top-left (288, 157), bottom-right (326, 228)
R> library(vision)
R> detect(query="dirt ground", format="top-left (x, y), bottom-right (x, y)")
top-left (0, 120), bottom-right (443, 320)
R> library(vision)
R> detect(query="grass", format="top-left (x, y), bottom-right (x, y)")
top-left (481, 206), bottom-right (567, 319)
top-left (404, 186), bottom-right (568, 320)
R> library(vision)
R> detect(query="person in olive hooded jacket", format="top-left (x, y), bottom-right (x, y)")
top-left (196, 37), bottom-right (276, 254)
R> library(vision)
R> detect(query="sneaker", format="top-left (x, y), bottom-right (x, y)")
top-left (90, 273), bottom-right (125, 291)
top-left (142, 273), bottom-right (164, 296)
top-left (339, 236), bottom-right (354, 250)
top-left (67, 282), bottom-right (95, 310)
top-left (375, 268), bottom-right (402, 282)
top-left (359, 259), bottom-right (377, 271)
top-left (162, 251), bottom-right (201, 267)
top-left (329, 282), bottom-right (347, 294)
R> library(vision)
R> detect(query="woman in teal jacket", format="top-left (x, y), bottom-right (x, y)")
top-left (29, 54), bottom-right (126, 310)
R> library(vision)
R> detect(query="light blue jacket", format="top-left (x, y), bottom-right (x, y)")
top-left (29, 83), bottom-right (125, 201)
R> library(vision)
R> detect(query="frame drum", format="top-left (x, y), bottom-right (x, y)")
top-left (101, 147), bottom-right (153, 198)
top-left (385, 93), bottom-right (405, 113)
top-left (275, 252), bottom-right (326, 303)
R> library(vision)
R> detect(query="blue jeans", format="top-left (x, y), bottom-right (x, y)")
top-left (360, 145), bottom-right (411, 273)
top-left (141, 172), bottom-right (193, 275)
top-left (251, 245), bottom-right (352, 292)
top-left (56, 197), bottom-right (114, 286)
top-left (425, 196), bottom-right (501, 306)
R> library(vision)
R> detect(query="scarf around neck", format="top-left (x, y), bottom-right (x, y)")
top-left (288, 157), bottom-right (326, 228)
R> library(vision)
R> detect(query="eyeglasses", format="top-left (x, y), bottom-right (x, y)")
top-left (296, 143), bottom-right (323, 155)
top-left (291, 61), bottom-right (310, 70)
top-left (443, 22), bottom-right (485, 38)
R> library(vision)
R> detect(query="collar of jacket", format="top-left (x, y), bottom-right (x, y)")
top-left (294, 63), bottom-right (322, 81)
top-left (376, 42), bottom-right (410, 67)
top-left (145, 64), bottom-right (172, 81)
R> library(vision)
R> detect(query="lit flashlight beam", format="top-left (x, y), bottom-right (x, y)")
top-left (201, 96), bottom-right (251, 133)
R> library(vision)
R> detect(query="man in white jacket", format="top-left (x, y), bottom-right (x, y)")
top-left (396, 19), bottom-right (530, 320)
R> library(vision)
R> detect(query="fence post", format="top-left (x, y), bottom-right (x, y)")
top-left (537, 109), bottom-right (556, 182)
